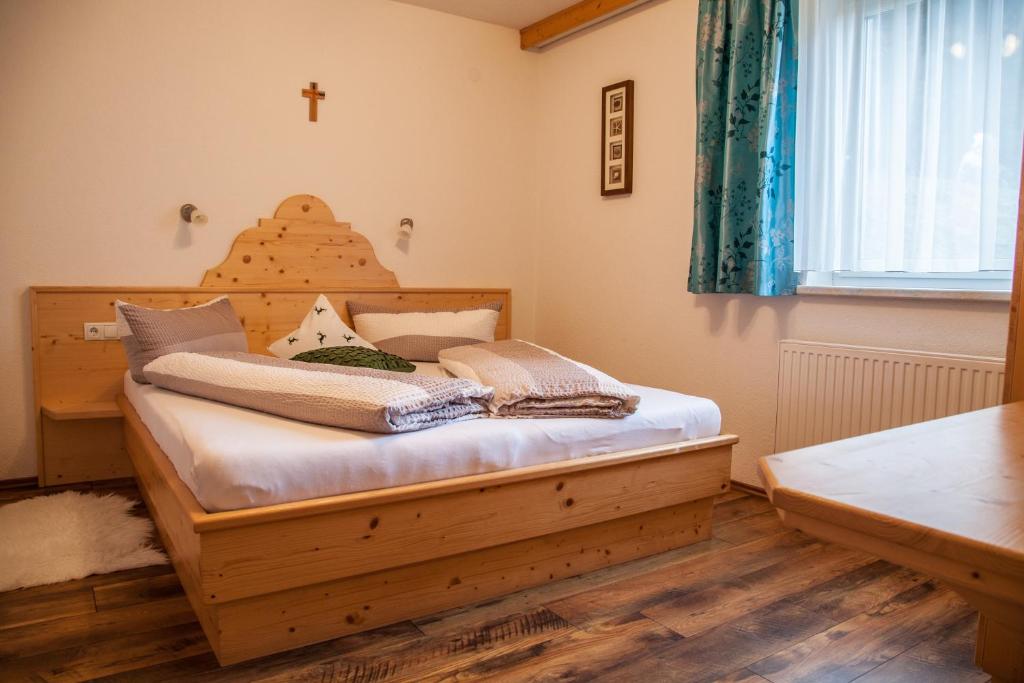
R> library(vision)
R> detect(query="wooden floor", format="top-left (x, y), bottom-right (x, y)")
top-left (0, 482), bottom-right (990, 683)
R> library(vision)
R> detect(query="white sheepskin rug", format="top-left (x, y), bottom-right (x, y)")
top-left (0, 491), bottom-right (167, 592)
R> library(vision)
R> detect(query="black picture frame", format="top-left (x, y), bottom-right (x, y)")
top-left (601, 80), bottom-right (634, 196)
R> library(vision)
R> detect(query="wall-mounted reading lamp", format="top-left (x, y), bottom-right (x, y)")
top-left (179, 204), bottom-right (208, 225)
top-left (399, 217), bottom-right (414, 239)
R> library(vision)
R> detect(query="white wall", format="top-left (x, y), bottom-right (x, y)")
top-left (0, 0), bottom-right (538, 479)
top-left (532, 0), bottom-right (1010, 484)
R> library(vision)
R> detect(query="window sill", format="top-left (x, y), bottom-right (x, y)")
top-left (796, 285), bottom-right (1010, 303)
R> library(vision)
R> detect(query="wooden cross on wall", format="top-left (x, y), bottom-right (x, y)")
top-left (301, 81), bottom-right (326, 122)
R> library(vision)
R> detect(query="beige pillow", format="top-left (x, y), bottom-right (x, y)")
top-left (116, 296), bottom-right (248, 383)
top-left (347, 301), bottom-right (502, 362)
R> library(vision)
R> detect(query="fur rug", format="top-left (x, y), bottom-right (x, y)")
top-left (0, 491), bottom-right (167, 592)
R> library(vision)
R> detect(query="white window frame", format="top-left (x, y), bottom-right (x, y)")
top-left (801, 270), bottom-right (1012, 293)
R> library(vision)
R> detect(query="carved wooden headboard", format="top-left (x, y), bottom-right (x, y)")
top-left (30, 194), bottom-right (510, 486)
top-left (200, 195), bottom-right (398, 288)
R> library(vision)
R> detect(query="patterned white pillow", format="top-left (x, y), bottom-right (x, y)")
top-left (268, 294), bottom-right (375, 359)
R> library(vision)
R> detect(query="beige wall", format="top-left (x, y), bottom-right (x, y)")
top-left (0, 0), bottom-right (538, 479)
top-left (0, 0), bottom-right (1011, 485)
top-left (532, 0), bottom-right (1010, 484)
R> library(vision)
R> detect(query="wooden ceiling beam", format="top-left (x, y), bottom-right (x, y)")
top-left (520, 0), bottom-right (655, 50)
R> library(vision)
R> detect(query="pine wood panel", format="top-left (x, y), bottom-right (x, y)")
top-left (192, 434), bottom-right (732, 533)
top-left (199, 445), bottom-right (731, 603)
top-left (200, 194), bottom-right (398, 288)
top-left (41, 402), bottom-right (121, 420)
top-left (0, 485), bottom-right (989, 682)
top-left (34, 287), bottom-right (510, 407)
top-left (519, 0), bottom-right (654, 50)
top-left (39, 415), bottom-right (129, 485)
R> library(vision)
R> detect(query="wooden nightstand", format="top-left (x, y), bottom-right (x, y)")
top-left (37, 400), bottom-right (131, 486)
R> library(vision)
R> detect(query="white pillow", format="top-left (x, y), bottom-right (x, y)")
top-left (347, 301), bottom-right (502, 362)
top-left (268, 294), bottom-right (375, 358)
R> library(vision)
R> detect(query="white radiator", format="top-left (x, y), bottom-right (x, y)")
top-left (774, 340), bottom-right (1005, 453)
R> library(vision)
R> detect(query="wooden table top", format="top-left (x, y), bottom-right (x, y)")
top-left (759, 402), bottom-right (1024, 581)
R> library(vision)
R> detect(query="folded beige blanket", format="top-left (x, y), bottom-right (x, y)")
top-left (438, 340), bottom-right (640, 418)
top-left (143, 351), bottom-right (493, 433)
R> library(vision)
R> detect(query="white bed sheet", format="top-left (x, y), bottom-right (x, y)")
top-left (124, 364), bottom-right (722, 512)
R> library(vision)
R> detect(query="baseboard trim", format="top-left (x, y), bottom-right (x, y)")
top-left (0, 476), bottom-right (136, 493)
top-left (0, 477), bottom-right (37, 490)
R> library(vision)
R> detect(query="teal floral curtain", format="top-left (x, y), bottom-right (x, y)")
top-left (688, 0), bottom-right (798, 296)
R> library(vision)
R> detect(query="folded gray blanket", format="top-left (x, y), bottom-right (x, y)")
top-left (438, 340), bottom-right (640, 418)
top-left (143, 351), bottom-right (493, 433)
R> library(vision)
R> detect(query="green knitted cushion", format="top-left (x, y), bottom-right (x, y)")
top-left (290, 346), bottom-right (416, 372)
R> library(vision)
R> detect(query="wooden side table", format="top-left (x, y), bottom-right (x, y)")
top-left (38, 402), bottom-right (129, 486)
top-left (760, 403), bottom-right (1024, 683)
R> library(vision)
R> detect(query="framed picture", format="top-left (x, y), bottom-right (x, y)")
top-left (601, 79), bottom-right (633, 196)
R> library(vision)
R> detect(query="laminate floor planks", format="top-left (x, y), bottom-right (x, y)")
top-left (0, 483), bottom-right (989, 682)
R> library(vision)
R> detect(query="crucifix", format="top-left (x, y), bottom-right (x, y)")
top-left (301, 81), bottom-right (326, 122)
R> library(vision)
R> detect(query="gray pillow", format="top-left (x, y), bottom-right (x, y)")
top-left (116, 296), bottom-right (248, 383)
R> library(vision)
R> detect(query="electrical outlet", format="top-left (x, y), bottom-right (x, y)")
top-left (84, 322), bottom-right (118, 341)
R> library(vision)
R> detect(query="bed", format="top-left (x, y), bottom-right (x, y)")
top-left (31, 195), bottom-right (737, 664)
top-left (124, 367), bottom-right (723, 512)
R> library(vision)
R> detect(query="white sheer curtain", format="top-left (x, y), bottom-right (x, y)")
top-left (795, 0), bottom-right (1024, 273)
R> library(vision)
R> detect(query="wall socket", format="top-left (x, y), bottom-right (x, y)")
top-left (84, 322), bottom-right (119, 341)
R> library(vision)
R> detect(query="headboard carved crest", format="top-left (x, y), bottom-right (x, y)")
top-left (200, 194), bottom-right (398, 288)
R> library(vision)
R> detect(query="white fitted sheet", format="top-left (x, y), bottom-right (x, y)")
top-left (124, 365), bottom-right (722, 512)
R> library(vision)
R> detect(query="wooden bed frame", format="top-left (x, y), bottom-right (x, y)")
top-left (31, 195), bottom-right (737, 664)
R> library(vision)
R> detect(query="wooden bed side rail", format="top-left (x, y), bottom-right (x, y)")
top-left (116, 394), bottom-right (207, 527)
top-left (194, 433), bottom-right (739, 532)
top-left (120, 391), bottom-right (737, 534)
top-left (195, 442), bottom-right (734, 603)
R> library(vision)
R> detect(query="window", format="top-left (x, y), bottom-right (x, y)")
top-left (795, 0), bottom-right (1024, 291)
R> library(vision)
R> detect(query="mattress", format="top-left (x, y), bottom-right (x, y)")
top-left (124, 364), bottom-right (722, 512)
